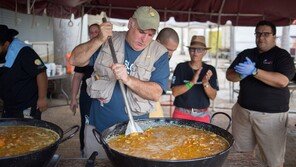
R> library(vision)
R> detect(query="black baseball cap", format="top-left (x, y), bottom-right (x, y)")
top-left (0, 25), bottom-right (19, 44)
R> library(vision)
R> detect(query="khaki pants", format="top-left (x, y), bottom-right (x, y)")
top-left (83, 124), bottom-right (107, 159)
top-left (232, 103), bottom-right (288, 167)
top-left (149, 101), bottom-right (164, 118)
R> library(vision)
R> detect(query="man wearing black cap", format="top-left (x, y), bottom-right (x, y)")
top-left (0, 24), bottom-right (48, 119)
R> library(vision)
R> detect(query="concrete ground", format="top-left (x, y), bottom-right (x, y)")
top-left (42, 59), bottom-right (296, 166)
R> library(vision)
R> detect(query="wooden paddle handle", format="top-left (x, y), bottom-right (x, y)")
top-left (102, 17), bottom-right (118, 64)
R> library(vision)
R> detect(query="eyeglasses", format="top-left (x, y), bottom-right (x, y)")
top-left (254, 32), bottom-right (273, 38)
top-left (189, 48), bottom-right (205, 53)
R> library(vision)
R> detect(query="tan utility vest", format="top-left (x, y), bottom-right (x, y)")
top-left (86, 31), bottom-right (167, 116)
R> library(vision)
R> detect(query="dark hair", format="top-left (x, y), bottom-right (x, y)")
top-left (156, 28), bottom-right (179, 44)
top-left (0, 25), bottom-right (19, 44)
top-left (89, 23), bottom-right (100, 29)
top-left (0, 37), bottom-right (13, 46)
top-left (255, 20), bottom-right (276, 35)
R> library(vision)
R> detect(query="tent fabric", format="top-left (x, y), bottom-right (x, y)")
top-left (1, 0), bottom-right (296, 26)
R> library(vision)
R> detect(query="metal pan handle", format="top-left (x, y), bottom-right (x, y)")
top-left (211, 112), bottom-right (232, 131)
top-left (85, 151), bottom-right (98, 167)
top-left (92, 128), bottom-right (106, 145)
top-left (59, 125), bottom-right (80, 144)
top-left (92, 128), bottom-right (115, 157)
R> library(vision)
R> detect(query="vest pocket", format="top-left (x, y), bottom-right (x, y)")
top-left (86, 74), bottom-right (115, 103)
top-left (130, 64), bottom-right (152, 81)
top-left (127, 91), bottom-right (155, 115)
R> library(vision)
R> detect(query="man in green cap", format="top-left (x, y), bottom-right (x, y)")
top-left (70, 6), bottom-right (170, 157)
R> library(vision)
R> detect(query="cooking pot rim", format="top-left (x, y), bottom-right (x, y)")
top-left (106, 143), bottom-right (233, 162)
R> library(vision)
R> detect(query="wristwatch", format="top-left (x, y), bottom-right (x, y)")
top-left (203, 83), bottom-right (210, 88)
top-left (252, 68), bottom-right (258, 76)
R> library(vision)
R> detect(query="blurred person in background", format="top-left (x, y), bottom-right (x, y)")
top-left (0, 24), bottom-right (47, 119)
top-left (156, 27), bottom-right (179, 60)
top-left (70, 23), bottom-right (101, 156)
top-left (149, 27), bottom-right (179, 118)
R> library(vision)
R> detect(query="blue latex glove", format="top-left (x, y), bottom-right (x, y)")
top-left (238, 58), bottom-right (250, 79)
top-left (234, 57), bottom-right (256, 76)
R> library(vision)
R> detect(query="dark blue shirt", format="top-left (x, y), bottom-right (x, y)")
top-left (0, 47), bottom-right (46, 111)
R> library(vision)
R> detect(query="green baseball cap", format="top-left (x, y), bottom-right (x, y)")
top-left (132, 6), bottom-right (160, 30)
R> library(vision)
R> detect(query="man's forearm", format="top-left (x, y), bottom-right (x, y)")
top-left (70, 22), bottom-right (113, 67)
top-left (124, 76), bottom-right (163, 101)
top-left (71, 73), bottom-right (83, 100)
top-left (70, 38), bottom-right (104, 67)
top-left (226, 69), bottom-right (241, 82)
top-left (254, 69), bottom-right (289, 88)
top-left (37, 72), bottom-right (48, 99)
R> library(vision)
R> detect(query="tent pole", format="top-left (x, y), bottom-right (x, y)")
top-left (27, 0), bottom-right (30, 14)
top-left (212, 0), bottom-right (226, 112)
top-left (80, 5), bottom-right (85, 43)
top-left (180, 27), bottom-right (185, 55)
top-left (212, 24), bottom-right (220, 112)
top-left (84, 4), bottom-right (263, 18)
top-left (215, 0), bottom-right (226, 68)
top-left (215, 25), bottom-right (220, 69)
